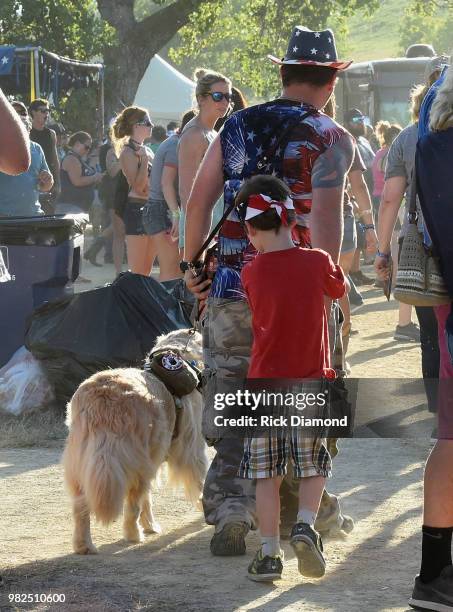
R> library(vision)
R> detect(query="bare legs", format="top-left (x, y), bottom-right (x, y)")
top-left (126, 235), bottom-right (155, 276)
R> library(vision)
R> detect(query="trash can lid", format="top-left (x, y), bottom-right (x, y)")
top-left (0, 214), bottom-right (88, 245)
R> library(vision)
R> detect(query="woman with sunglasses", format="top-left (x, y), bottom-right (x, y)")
top-left (57, 131), bottom-right (103, 215)
top-left (111, 106), bottom-right (155, 275)
top-left (178, 69), bottom-right (232, 250)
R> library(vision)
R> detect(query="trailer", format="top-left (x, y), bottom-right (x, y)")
top-left (337, 56), bottom-right (433, 126)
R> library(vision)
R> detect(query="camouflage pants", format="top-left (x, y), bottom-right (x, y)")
top-left (201, 297), bottom-right (343, 532)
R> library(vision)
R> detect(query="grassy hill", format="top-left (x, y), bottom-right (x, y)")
top-left (334, 0), bottom-right (451, 62)
top-left (334, 0), bottom-right (411, 62)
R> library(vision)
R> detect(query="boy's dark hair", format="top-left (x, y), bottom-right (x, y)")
top-left (280, 64), bottom-right (337, 88)
top-left (235, 175), bottom-right (295, 233)
top-left (29, 98), bottom-right (49, 112)
top-left (152, 125), bottom-right (167, 142)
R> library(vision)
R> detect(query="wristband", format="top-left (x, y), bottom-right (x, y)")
top-left (362, 224), bottom-right (375, 230)
top-left (171, 210), bottom-right (181, 219)
top-left (377, 250), bottom-right (390, 259)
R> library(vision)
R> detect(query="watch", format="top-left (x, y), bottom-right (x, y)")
top-left (179, 260), bottom-right (203, 273)
top-left (362, 223), bottom-right (375, 230)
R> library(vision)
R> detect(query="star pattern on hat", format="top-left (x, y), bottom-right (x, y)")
top-left (1, 56), bottom-right (9, 65)
top-left (270, 26), bottom-right (350, 69)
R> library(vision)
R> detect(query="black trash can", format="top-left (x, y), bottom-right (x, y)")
top-left (0, 214), bottom-right (87, 367)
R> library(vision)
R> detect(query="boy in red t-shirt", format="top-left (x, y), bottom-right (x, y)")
top-left (235, 175), bottom-right (346, 582)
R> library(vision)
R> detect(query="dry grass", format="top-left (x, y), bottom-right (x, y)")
top-left (0, 403), bottom-right (66, 449)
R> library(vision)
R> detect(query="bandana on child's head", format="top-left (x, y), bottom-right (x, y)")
top-left (246, 194), bottom-right (295, 226)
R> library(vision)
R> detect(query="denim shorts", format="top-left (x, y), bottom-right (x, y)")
top-left (341, 214), bottom-right (357, 254)
top-left (142, 199), bottom-right (172, 236)
top-left (123, 198), bottom-right (147, 236)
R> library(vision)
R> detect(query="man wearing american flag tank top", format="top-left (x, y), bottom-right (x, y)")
top-left (183, 26), bottom-right (355, 557)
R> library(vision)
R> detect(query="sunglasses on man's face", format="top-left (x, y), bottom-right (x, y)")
top-left (135, 118), bottom-right (153, 127)
top-left (207, 91), bottom-right (232, 103)
top-left (37, 108), bottom-right (50, 114)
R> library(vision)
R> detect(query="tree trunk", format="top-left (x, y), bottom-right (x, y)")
top-left (98, 0), bottom-right (214, 121)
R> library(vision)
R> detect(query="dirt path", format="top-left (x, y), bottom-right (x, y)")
top-left (0, 439), bottom-right (429, 612)
top-left (0, 269), bottom-right (432, 612)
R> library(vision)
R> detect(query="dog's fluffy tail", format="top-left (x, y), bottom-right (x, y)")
top-left (64, 371), bottom-right (150, 525)
top-left (167, 392), bottom-right (208, 505)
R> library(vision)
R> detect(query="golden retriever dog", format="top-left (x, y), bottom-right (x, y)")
top-left (63, 329), bottom-right (208, 554)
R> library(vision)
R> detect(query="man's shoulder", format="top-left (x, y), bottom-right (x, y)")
top-left (30, 140), bottom-right (44, 156)
top-left (397, 123), bottom-right (418, 145)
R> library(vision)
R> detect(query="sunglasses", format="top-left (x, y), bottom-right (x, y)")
top-left (14, 109), bottom-right (28, 117)
top-left (207, 91), bottom-right (232, 103)
top-left (135, 118), bottom-right (154, 127)
top-left (37, 108), bottom-right (50, 114)
top-left (350, 116), bottom-right (365, 124)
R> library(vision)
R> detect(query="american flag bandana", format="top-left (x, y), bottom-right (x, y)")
top-left (245, 194), bottom-right (295, 226)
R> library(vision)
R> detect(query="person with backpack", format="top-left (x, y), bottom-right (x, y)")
top-left (182, 26), bottom-right (354, 556)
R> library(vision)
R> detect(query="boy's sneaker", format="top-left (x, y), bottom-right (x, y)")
top-left (409, 565), bottom-right (453, 611)
top-left (210, 521), bottom-right (249, 556)
top-left (394, 322), bottom-right (420, 343)
top-left (247, 548), bottom-right (283, 582)
top-left (290, 522), bottom-right (326, 578)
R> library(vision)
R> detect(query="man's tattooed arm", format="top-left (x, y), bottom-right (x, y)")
top-left (312, 133), bottom-right (354, 189)
top-left (310, 133), bottom-right (354, 261)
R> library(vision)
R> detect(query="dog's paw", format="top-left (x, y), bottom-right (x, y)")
top-left (123, 525), bottom-right (144, 543)
top-left (143, 521), bottom-right (162, 535)
top-left (74, 542), bottom-right (98, 555)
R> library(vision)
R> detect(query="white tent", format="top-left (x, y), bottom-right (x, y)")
top-left (134, 54), bottom-right (195, 125)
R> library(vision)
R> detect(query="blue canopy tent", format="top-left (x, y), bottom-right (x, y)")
top-left (0, 45), bottom-right (104, 135)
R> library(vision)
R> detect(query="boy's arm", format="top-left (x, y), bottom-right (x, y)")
top-left (323, 253), bottom-right (347, 299)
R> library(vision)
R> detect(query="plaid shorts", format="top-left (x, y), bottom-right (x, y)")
top-left (238, 432), bottom-right (331, 480)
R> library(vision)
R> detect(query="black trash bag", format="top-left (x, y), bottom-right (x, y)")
top-left (25, 272), bottom-right (191, 406)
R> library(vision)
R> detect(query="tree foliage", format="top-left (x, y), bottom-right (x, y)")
top-left (169, 0), bottom-right (379, 99)
top-left (0, 0), bottom-right (114, 59)
top-left (400, 0), bottom-right (453, 56)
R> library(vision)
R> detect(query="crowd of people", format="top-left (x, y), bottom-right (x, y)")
top-left (0, 22), bottom-right (452, 612)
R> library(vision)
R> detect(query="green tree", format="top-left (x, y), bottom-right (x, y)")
top-left (0, 0), bottom-right (216, 117)
top-left (170, 0), bottom-right (379, 100)
top-left (401, 0), bottom-right (453, 56)
top-left (0, 0), bottom-right (112, 60)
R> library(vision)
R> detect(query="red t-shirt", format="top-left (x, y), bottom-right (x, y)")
top-left (241, 247), bottom-right (345, 379)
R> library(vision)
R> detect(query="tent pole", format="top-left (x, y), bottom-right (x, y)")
top-left (34, 49), bottom-right (40, 98)
top-left (99, 68), bottom-right (105, 140)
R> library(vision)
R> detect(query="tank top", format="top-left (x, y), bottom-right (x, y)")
top-left (59, 152), bottom-right (96, 212)
top-left (30, 127), bottom-right (54, 169)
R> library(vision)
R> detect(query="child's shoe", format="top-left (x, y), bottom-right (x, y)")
top-left (290, 522), bottom-right (326, 578)
top-left (247, 548), bottom-right (283, 582)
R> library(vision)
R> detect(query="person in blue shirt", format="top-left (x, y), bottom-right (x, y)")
top-left (418, 60), bottom-right (449, 139)
top-left (0, 101), bottom-right (53, 217)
